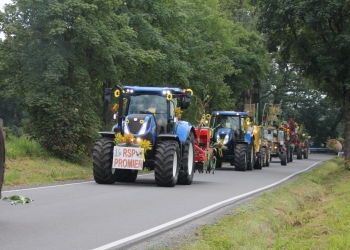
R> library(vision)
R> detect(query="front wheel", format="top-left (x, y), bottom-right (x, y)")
top-left (178, 133), bottom-right (195, 185)
top-left (92, 138), bottom-right (116, 184)
top-left (155, 140), bottom-right (180, 187)
top-left (281, 153), bottom-right (287, 166)
top-left (247, 144), bottom-right (255, 170)
top-left (297, 148), bottom-right (302, 159)
top-left (234, 144), bottom-right (247, 171)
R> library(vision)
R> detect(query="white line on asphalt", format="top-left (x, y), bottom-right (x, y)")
top-left (2, 174), bottom-right (154, 193)
top-left (92, 161), bottom-right (322, 250)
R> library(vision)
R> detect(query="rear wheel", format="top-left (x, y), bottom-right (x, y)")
top-left (114, 169), bottom-right (138, 182)
top-left (155, 140), bottom-right (180, 187)
top-left (234, 144), bottom-right (247, 171)
top-left (289, 147), bottom-right (294, 162)
top-left (92, 138), bottom-right (116, 184)
top-left (178, 133), bottom-right (195, 185)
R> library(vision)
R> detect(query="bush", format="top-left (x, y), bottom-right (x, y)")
top-left (23, 87), bottom-right (100, 162)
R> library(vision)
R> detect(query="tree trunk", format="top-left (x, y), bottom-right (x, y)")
top-left (0, 118), bottom-right (6, 199)
top-left (344, 87), bottom-right (350, 162)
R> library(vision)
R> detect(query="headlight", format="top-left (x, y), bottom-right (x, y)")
top-left (124, 123), bottom-right (130, 134)
top-left (223, 134), bottom-right (229, 145)
top-left (138, 121), bottom-right (148, 135)
top-left (217, 134), bottom-right (229, 145)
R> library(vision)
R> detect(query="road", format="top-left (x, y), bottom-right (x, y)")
top-left (0, 153), bottom-right (334, 250)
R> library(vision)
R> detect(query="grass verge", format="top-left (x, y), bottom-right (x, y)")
top-left (4, 136), bottom-right (93, 186)
top-left (167, 157), bottom-right (350, 250)
top-left (3, 136), bottom-right (152, 187)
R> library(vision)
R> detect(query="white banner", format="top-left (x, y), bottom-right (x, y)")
top-left (112, 146), bottom-right (144, 170)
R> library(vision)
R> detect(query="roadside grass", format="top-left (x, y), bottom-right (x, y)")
top-left (4, 136), bottom-right (152, 187)
top-left (4, 136), bottom-right (93, 186)
top-left (166, 157), bottom-right (350, 250)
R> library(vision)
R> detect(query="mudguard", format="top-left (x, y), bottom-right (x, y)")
top-left (245, 131), bottom-right (252, 145)
top-left (175, 121), bottom-right (193, 143)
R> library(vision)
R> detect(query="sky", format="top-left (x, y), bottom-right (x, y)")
top-left (0, 0), bottom-right (12, 39)
top-left (0, 0), bottom-right (11, 10)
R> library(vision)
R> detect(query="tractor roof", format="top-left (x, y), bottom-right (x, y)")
top-left (123, 86), bottom-right (186, 95)
top-left (211, 111), bottom-right (249, 117)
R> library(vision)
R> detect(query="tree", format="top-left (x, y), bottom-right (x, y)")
top-left (0, 0), bottom-right (155, 160)
top-left (256, 0), bottom-right (350, 161)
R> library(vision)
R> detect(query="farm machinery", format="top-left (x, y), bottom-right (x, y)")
top-left (194, 126), bottom-right (215, 174)
top-left (208, 111), bottom-right (263, 171)
top-left (93, 85), bottom-right (197, 187)
top-left (285, 118), bottom-right (310, 160)
top-left (269, 124), bottom-right (289, 166)
top-left (262, 104), bottom-right (289, 165)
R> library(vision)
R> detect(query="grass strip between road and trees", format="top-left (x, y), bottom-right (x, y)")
top-left (165, 157), bottom-right (349, 250)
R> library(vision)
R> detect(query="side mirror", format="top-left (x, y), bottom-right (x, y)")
top-left (180, 91), bottom-right (192, 109)
top-left (104, 88), bottom-right (113, 103)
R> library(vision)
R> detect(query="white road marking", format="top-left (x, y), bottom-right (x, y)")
top-left (92, 161), bottom-right (322, 250)
top-left (2, 174), bottom-right (154, 193)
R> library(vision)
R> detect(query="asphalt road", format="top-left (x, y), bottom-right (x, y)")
top-left (0, 153), bottom-right (334, 250)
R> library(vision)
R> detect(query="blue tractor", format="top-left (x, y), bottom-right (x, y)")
top-left (92, 85), bottom-right (196, 187)
top-left (210, 111), bottom-right (257, 171)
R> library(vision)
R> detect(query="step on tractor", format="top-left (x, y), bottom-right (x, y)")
top-left (209, 111), bottom-right (261, 171)
top-left (269, 125), bottom-right (288, 166)
top-left (92, 85), bottom-right (197, 187)
top-left (0, 118), bottom-right (5, 199)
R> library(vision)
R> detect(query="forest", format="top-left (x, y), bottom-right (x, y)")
top-left (0, 0), bottom-right (348, 161)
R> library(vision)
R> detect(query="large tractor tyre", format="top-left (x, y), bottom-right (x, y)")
top-left (0, 119), bottom-right (6, 199)
top-left (303, 150), bottom-right (309, 159)
top-left (281, 153), bottom-right (287, 166)
top-left (286, 146), bottom-right (290, 163)
top-left (154, 140), bottom-right (180, 187)
top-left (247, 144), bottom-right (255, 171)
top-left (178, 133), bottom-right (195, 185)
top-left (234, 144), bottom-right (247, 171)
top-left (297, 148), bottom-right (302, 159)
top-left (265, 149), bottom-right (270, 167)
top-left (114, 169), bottom-right (138, 183)
top-left (92, 138), bottom-right (116, 184)
top-left (289, 148), bottom-right (294, 162)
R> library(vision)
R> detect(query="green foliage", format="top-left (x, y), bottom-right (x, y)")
top-left (6, 136), bottom-right (49, 159)
top-left (23, 87), bottom-right (100, 161)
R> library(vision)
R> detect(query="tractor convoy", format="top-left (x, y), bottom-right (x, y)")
top-left (92, 86), bottom-right (312, 187)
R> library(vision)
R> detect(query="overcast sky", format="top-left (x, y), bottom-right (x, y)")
top-left (0, 0), bottom-right (11, 10)
top-left (0, 0), bottom-right (12, 39)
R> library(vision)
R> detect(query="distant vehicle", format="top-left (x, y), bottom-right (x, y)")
top-left (209, 111), bottom-right (261, 171)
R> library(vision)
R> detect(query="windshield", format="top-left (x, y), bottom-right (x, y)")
top-left (128, 95), bottom-right (166, 115)
top-left (211, 115), bottom-right (240, 130)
